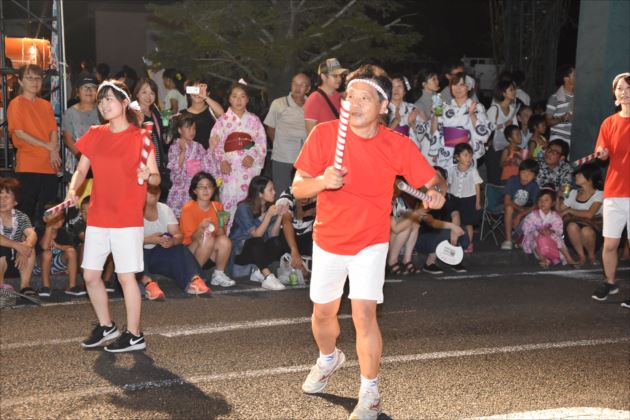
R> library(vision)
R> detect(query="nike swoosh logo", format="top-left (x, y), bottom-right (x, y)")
top-left (103, 327), bottom-right (116, 337)
top-left (129, 336), bottom-right (144, 345)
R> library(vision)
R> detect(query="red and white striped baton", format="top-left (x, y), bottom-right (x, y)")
top-left (138, 122), bottom-right (153, 185)
top-left (333, 100), bottom-right (351, 171)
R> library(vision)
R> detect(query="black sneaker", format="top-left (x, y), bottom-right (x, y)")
top-left (104, 282), bottom-right (116, 293)
top-left (621, 300), bottom-right (630, 309)
top-left (104, 330), bottom-right (146, 353)
top-left (38, 287), bottom-right (51, 297)
top-left (422, 264), bottom-right (443, 274)
top-left (65, 286), bottom-right (87, 296)
top-left (81, 322), bottom-right (121, 348)
top-left (451, 263), bottom-right (468, 273)
top-left (591, 282), bottom-right (619, 301)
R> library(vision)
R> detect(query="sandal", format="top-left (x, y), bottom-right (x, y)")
top-left (401, 261), bottom-right (419, 275)
top-left (19, 287), bottom-right (37, 297)
top-left (386, 262), bottom-right (403, 276)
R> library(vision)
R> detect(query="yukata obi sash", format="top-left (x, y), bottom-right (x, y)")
top-left (224, 131), bottom-right (254, 152)
top-left (443, 126), bottom-right (470, 147)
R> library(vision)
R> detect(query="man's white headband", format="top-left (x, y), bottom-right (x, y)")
top-left (97, 81), bottom-right (131, 102)
top-left (346, 78), bottom-right (389, 101)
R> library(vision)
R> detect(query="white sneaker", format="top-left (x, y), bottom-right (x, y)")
top-left (349, 389), bottom-right (382, 420)
top-left (500, 240), bottom-right (513, 250)
top-left (210, 270), bottom-right (236, 287)
top-left (261, 274), bottom-right (285, 291)
top-left (250, 268), bottom-right (265, 283)
top-left (302, 349), bottom-right (346, 394)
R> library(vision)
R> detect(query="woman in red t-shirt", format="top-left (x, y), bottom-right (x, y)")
top-left (65, 80), bottom-right (160, 352)
top-left (591, 73), bottom-right (630, 306)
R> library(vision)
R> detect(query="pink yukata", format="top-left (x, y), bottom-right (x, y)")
top-left (521, 209), bottom-right (567, 265)
top-left (209, 108), bottom-right (266, 230)
top-left (166, 138), bottom-right (212, 218)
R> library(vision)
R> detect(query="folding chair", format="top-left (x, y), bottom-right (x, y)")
top-left (480, 183), bottom-right (505, 246)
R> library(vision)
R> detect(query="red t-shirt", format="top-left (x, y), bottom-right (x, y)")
top-left (303, 90), bottom-right (341, 124)
top-left (294, 120), bottom-right (435, 255)
top-left (595, 113), bottom-right (630, 198)
top-left (76, 124), bottom-right (154, 228)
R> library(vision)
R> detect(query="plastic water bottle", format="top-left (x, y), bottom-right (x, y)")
top-left (288, 269), bottom-right (298, 287)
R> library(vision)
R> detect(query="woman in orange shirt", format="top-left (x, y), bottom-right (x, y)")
top-left (7, 65), bottom-right (60, 220)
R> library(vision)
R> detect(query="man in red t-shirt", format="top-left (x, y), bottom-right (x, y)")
top-left (294, 65), bottom-right (446, 418)
top-left (591, 72), bottom-right (630, 306)
top-left (303, 58), bottom-right (347, 135)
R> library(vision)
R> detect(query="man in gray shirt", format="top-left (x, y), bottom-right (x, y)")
top-left (264, 73), bottom-right (311, 194)
top-left (546, 64), bottom-right (575, 149)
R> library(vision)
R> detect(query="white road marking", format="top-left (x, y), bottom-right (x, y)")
top-left (471, 407), bottom-right (630, 419)
top-left (1, 336), bottom-right (628, 409)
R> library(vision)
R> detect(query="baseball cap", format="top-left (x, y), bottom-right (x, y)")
top-left (318, 58), bottom-right (348, 76)
top-left (77, 74), bottom-right (98, 88)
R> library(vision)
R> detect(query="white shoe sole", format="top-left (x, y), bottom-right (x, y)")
top-left (211, 279), bottom-right (236, 287)
top-left (81, 330), bottom-right (121, 348)
top-left (104, 342), bottom-right (146, 353)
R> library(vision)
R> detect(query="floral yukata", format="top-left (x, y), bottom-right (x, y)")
top-left (166, 138), bottom-right (212, 218)
top-left (209, 108), bottom-right (266, 229)
top-left (521, 209), bottom-right (567, 265)
top-left (429, 98), bottom-right (492, 170)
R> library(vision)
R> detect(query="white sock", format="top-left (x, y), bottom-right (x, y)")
top-left (317, 349), bottom-right (338, 368)
top-left (360, 375), bottom-right (379, 394)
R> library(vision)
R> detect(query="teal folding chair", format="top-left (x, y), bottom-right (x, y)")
top-left (480, 183), bottom-right (505, 246)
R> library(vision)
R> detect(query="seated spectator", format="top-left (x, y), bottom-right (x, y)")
top-left (501, 159), bottom-right (540, 250)
top-left (415, 167), bottom-right (469, 274)
top-left (448, 143), bottom-right (483, 253)
top-left (68, 196), bottom-right (116, 293)
top-left (527, 114), bottom-right (548, 159)
top-left (521, 187), bottom-right (577, 268)
top-left (557, 163), bottom-right (604, 266)
top-left (388, 180), bottom-right (422, 275)
top-left (277, 182), bottom-right (316, 278)
top-left (141, 185), bottom-right (212, 298)
top-left (38, 203), bottom-right (81, 297)
top-left (230, 175), bottom-right (287, 291)
top-left (536, 139), bottom-right (572, 192)
top-left (500, 125), bottom-right (526, 183)
top-left (179, 172), bottom-right (235, 287)
top-left (166, 114), bottom-right (211, 217)
top-left (0, 177), bottom-right (37, 296)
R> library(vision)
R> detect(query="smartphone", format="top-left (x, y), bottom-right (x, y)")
top-left (161, 232), bottom-right (173, 238)
top-left (186, 86), bottom-right (200, 95)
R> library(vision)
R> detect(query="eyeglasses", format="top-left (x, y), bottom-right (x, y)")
top-left (23, 76), bottom-right (43, 82)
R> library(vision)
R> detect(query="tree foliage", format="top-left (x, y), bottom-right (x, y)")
top-left (147, 0), bottom-right (421, 98)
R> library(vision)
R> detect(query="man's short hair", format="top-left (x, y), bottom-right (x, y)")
top-left (345, 64), bottom-right (392, 102)
top-left (503, 124), bottom-right (520, 140)
top-left (549, 138), bottom-right (570, 157)
top-left (556, 64), bottom-right (574, 86)
top-left (519, 159), bottom-right (540, 175)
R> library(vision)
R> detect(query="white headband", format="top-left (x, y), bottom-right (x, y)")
top-left (612, 72), bottom-right (630, 88)
top-left (97, 81), bottom-right (131, 102)
top-left (346, 78), bottom-right (389, 101)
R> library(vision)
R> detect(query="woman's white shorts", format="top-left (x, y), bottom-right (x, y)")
top-left (602, 198), bottom-right (630, 239)
top-left (82, 226), bottom-right (144, 273)
top-left (309, 242), bottom-right (389, 304)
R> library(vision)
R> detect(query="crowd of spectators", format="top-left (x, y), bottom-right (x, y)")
top-left (1, 59), bottom-right (628, 304)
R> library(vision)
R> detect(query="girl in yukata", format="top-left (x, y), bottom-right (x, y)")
top-left (521, 187), bottom-right (577, 268)
top-left (387, 75), bottom-right (422, 148)
top-left (429, 72), bottom-right (492, 171)
top-left (209, 82), bottom-right (266, 230)
top-left (166, 114), bottom-right (211, 217)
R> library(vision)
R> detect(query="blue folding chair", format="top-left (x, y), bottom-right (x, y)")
top-left (480, 183), bottom-right (505, 246)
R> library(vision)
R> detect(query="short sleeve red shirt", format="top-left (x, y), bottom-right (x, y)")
top-left (595, 113), bottom-right (630, 198)
top-left (303, 90), bottom-right (342, 124)
top-left (76, 124), bottom-right (154, 228)
top-left (294, 120), bottom-right (435, 255)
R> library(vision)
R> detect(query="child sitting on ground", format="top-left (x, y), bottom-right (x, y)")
top-left (447, 143), bottom-right (482, 253)
top-left (501, 159), bottom-right (540, 250)
top-left (500, 125), bottom-right (527, 183)
top-left (521, 187), bottom-right (577, 268)
top-left (38, 203), bottom-right (82, 297)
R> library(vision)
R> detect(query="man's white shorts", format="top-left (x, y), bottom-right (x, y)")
top-left (602, 198), bottom-right (630, 239)
top-left (309, 242), bottom-right (388, 304)
top-left (82, 227), bottom-right (144, 273)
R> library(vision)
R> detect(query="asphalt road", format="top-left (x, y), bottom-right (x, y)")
top-left (1, 264), bottom-right (629, 419)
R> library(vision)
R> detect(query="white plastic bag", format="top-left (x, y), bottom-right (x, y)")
top-left (277, 253), bottom-right (305, 285)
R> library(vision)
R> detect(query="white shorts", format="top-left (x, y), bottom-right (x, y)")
top-left (309, 242), bottom-right (388, 304)
top-left (602, 198), bottom-right (630, 239)
top-left (82, 227), bottom-right (144, 273)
